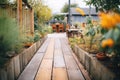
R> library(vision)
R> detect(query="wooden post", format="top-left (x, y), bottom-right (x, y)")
top-left (17, 0), bottom-right (23, 36)
top-left (30, 8), bottom-right (34, 36)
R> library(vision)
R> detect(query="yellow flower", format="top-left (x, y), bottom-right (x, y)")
top-left (76, 8), bottom-right (85, 16)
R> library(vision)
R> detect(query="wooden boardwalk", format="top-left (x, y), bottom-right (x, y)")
top-left (18, 33), bottom-right (91, 80)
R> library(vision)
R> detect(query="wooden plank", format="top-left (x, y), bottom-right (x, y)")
top-left (60, 39), bottom-right (71, 55)
top-left (53, 68), bottom-right (68, 80)
top-left (60, 38), bottom-right (85, 80)
top-left (35, 38), bottom-right (54, 80)
top-left (44, 38), bottom-right (54, 59)
top-left (54, 49), bottom-right (63, 56)
top-left (68, 70), bottom-right (85, 80)
top-left (0, 69), bottom-right (7, 80)
top-left (35, 69), bottom-right (51, 80)
top-left (35, 59), bottom-right (53, 80)
top-left (54, 39), bottom-right (61, 49)
top-left (64, 55), bottom-right (79, 70)
top-left (62, 37), bottom-right (90, 80)
top-left (17, 53), bottom-right (44, 80)
top-left (62, 45), bottom-right (71, 53)
top-left (61, 42), bottom-right (71, 55)
top-left (37, 38), bottom-right (50, 53)
top-left (54, 49), bottom-right (65, 67)
top-left (72, 52), bottom-right (91, 80)
top-left (35, 58), bottom-right (53, 80)
top-left (40, 59), bottom-right (53, 69)
top-left (44, 49), bottom-right (54, 59)
top-left (13, 55), bottom-right (20, 79)
top-left (54, 38), bottom-right (66, 67)
top-left (7, 59), bottom-right (14, 80)
top-left (54, 55), bottom-right (65, 68)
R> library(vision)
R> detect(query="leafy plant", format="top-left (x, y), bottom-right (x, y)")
top-left (53, 14), bottom-right (65, 21)
top-left (0, 0), bottom-right (8, 4)
top-left (85, 16), bottom-right (101, 49)
top-left (99, 12), bottom-right (120, 67)
top-left (34, 30), bottom-right (41, 42)
top-left (84, 0), bottom-right (120, 12)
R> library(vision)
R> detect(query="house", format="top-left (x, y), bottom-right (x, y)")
top-left (70, 8), bottom-right (99, 24)
top-left (49, 8), bottom-right (99, 32)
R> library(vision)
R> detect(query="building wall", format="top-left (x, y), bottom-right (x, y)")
top-left (71, 15), bottom-right (99, 23)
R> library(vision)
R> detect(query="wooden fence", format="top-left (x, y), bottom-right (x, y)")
top-left (0, 4), bottom-right (34, 37)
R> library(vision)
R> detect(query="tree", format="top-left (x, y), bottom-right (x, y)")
top-left (61, 3), bottom-right (78, 13)
top-left (0, 0), bottom-right (8, 4)
top-left (53, 14), bottom-right (65, 21)
top-left (33, 3), bottom-right (52, 24)
top-left (84, 0), bottom-right (120, 12)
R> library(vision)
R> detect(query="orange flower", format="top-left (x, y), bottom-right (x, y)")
top-left (107, 38), bottom-right (114, 47)
top-left (101, 39), bottom-right (108, 48)
top-left (101, 38), bottom-right (114, 48)
top-left (99, 12), bottom-right (120, 29)
top-left (114, 13), bottom-right (120, 23)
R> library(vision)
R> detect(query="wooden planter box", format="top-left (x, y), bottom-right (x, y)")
top-left (72, 45), bottom-right (116, 80)
top-left (0, 38), bottom-right (46, 80)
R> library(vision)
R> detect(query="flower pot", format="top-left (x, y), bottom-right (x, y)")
top-left (96, 52), bottom-right (107, 60)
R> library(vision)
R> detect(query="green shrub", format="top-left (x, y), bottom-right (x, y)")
top-left (34, 30), bottom-right (41, 42)
top-left (0, 15), bottom-right (21, 57)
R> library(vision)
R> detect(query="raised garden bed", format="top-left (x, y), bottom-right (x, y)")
top-left (0, 37), bottom-right (46, 80)
top-left (72, 45), bottom-right (120, 80)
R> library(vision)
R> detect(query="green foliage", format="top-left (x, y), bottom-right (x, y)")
top-left (24, 36), bottom-right (34, 43)
top-left (41, 25), bottom-right (52, 34)
top-left (0, 14), bottom-right (21, 57)
top-left (0, 0), bottom-right (8, 4)
top-left (34, 30), bottom-right (41, 42)
top-left (84, 0), bottom-right (120, 12)
top-left (85, 16), bottom-right (92, 24)
top-left (34, 13), bottom-right (39, 30)
top-left (61, 3), bottom-right (78, 13)
top-left (53, 14), bottom-right (65, 21)
top-left (85, 16), bottom-right (101, 49)
top-left (33, 3), bottom-right (52, 24)
top-left (101, 26), bottom-right (120, 55)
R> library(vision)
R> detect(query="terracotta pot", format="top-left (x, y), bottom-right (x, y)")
top-left (96, 52), bottom-right (107, 60)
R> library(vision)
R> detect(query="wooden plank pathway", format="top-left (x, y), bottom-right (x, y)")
top-left (18, 33), bottom-right (91, 80)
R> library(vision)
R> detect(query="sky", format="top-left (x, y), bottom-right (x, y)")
top-left (43, 0), bottom-right (89, 13)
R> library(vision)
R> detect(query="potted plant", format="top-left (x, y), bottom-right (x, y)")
top-left (98, 12), bottom-right (120, 67)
